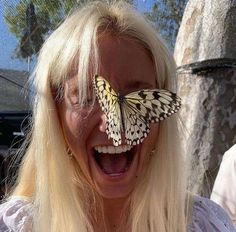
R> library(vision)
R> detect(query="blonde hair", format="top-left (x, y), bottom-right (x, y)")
top-left (11, 1), bottom-right (188, 231)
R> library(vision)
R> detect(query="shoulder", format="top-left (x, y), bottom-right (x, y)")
top-left (0, 197), bottom-right (33, 232)
top-left (188, 195), bottom-right (236, 232)
top-left (210, 145), bottom-right (236, 223)
top-left (225, 144), bottom-right (236, 155)
top-left (214, 144), bottom-right (236, 176)
top-left (222, 144), bottom-right (236, 162)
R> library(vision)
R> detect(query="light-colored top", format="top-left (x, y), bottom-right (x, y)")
top-left (0, 196), bottom-right (235, 232)
top-left (0, 197), bottom-right (33, 232)
top-left (211, 144), bottom-right (236, 226)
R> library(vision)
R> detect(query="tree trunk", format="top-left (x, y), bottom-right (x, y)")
top-left (174, 0), bottom-right (236, 197)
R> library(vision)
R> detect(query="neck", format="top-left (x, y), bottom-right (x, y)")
top-left (99, 197), bottom-right (130, 232)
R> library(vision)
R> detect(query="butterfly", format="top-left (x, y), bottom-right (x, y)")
top-left (93, 75), bottom-right (181, 146)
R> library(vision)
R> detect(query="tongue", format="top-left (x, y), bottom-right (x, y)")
top-left (98, 153), bottom-right (128, 174)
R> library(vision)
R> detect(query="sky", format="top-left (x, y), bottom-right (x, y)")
top-left (0, 2), bottom-right (29, 71)
top-left (0, 0), bottom-right (154, 72)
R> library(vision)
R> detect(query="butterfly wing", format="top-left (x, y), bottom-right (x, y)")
top-left (93, 75), bottom-right (122, 146)
top-left (94, 75), bottom-right (181, 146)
top-left (123, 89), bottom-right (181, 145)
top-left (122, 98), bottom-right (150, 145)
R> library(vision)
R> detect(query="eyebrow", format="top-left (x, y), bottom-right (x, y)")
top-left (66, 85), bottom-right (95, 99)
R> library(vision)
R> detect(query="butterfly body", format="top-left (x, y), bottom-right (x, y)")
top-left (117, 93), bottom-right (125, 103)
top-left (117, 93), bottom-right (126, 133)
top-left (93, 75), bottom-right (181, 146)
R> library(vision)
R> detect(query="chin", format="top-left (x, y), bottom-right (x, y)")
top-left (95, 181), bottom-right (136, 199)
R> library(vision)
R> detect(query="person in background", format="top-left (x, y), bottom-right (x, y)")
top-left (211, 144), bottom-right (236, 226)
top-left (0, 1), bottom-right (235, 232)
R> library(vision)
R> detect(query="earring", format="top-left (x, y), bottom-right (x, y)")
top-left (66, 146), bottom-right (73, 158)
top-left (150, 149), bottom-right (156, 157)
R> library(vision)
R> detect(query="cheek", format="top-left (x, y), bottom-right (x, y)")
top-left (59, 106), bottom-right (93, 179)
top-left (148, 123), bottom-right (159, 147)
top-left (65, 111), bottom-right (84, 140)
top-left (139, 123), bottom-right (159, 169)
top-left (144, 124), bottom-right (159, 150)
top-left (59, 106), bottom-right (89, 150)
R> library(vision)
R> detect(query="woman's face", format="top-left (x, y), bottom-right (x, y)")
top-left (58, 35), bottom-right (159, 199)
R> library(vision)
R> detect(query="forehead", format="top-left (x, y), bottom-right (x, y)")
top-left (64, 34), bottom-right (157, 94)
top-left (97, 35), bottom-right (157, 88)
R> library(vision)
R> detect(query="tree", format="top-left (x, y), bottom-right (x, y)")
top-left (147, 0), bottom-right (188, 50)
top-left (3, 0), bottom-right (132, 61)
top-left (4, 0), bottom-right (80, 60)
top-left (19, 2), bottom-right (44, 58)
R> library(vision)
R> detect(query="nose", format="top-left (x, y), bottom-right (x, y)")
top-left (99, 113), bottom-right (107, 132)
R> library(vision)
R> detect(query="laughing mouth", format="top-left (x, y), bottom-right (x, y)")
top-left (93, 144), bottom-right (136, 176)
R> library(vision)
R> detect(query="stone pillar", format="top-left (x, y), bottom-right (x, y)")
top-left (174, 0), bottom-right (236, 196)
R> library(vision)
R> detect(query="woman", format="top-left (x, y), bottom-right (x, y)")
top-left (0, 1), bottom-right (235, 232)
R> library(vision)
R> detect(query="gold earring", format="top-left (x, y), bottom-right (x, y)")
top-left (150, 149), bottom-right (156, 157)
top-left (66, 146), bottom-right (73, 158)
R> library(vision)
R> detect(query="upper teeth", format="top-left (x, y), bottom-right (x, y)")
top-left (94, 145), bottom-right (132, 154)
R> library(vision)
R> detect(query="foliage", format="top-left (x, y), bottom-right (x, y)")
top-left (4, 0), bottom-right (132, 60)
top-left (147, 0), bottom-right (188, 50)
top-left (4, 0), bottom-right (69, 59)
top-left (4, 0), bottom-right (185, 59)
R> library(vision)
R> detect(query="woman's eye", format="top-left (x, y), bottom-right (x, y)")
top-left (69, 96), bottom-right (79, 106)
top-left (68, 93), bottom-right (95, 109)
top-left (81, 98), bottom-right (93, 107)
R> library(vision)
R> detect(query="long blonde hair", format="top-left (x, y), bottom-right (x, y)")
top-left (11, 1), bottom-right (188, 231)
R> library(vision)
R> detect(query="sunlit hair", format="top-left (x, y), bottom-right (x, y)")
top-left (11, 1), bottom-right (189, 232)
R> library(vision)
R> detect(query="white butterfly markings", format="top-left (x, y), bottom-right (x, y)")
top-left (93, 75), bottom-right (181, 146)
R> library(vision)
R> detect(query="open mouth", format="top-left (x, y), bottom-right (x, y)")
top-left (93, 145), bottom-right (137, 176)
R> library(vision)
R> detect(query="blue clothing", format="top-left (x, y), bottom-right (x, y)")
top-left (0, 196), bottom-right (235, 231)
top-left (188, 196), bottom-right (235, 231)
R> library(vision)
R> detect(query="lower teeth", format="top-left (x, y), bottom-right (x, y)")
top-left (108, 173), bottom-right (123, 177)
